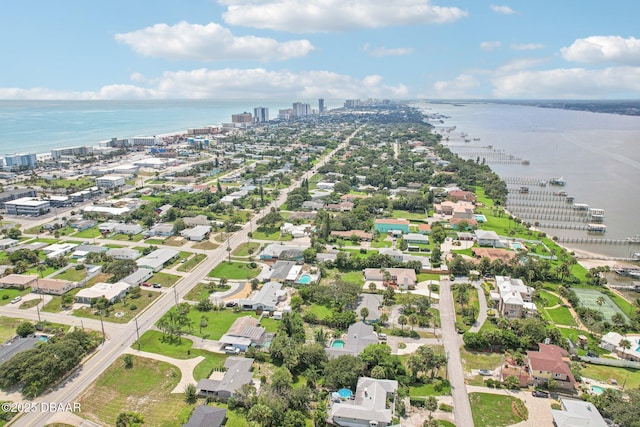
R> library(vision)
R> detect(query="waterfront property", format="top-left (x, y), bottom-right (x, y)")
top-left (493, 276), bottom-right (536, 319)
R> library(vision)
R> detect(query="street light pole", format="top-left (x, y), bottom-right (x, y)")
top-left (99, 310), bottom-right (105, 345)
top-left (134, 317), bottom-right (141, 351)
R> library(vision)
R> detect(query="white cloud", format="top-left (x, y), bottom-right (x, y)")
top-left (0, 68), bottom-right (409, 100)
top-left (480, 41), bottom-right (501, 51)
top-left (492, 66), bottom-right (640, 98)
top-left (115, 21), bottom-right (314, 61)
top-left (220, 0), bottom-right (467, 33)
top-left (495, 57), bottom-right (551, 74)
top-left (363, 44), bottom-right (414, 57)
top-left (432, 74), bottom-right (480, 98)
top-left (511, 43), bottom-right (544, 51)
top-left (560, 36), bottom-right (640, 65)
top-left (490, 4), bottom-right (516, 14)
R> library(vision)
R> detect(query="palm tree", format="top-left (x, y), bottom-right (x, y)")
top-left (408, 314), bottom-right (418, 331)
top-left (360, 307), bottom-right (369, 323)
top-left (398, 315), bottom-right (407, 331)
top-left (314, 328), bottom-right (329, 347)
top-left (620, 339), bottom-right (631, 359)
top-left (596, 296), bottom-right (605, 308)
top-left (379, 312), bottom-right (389, 327)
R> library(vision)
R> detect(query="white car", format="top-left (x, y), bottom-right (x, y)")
top-left (10, 296), bottom-right (22, 304)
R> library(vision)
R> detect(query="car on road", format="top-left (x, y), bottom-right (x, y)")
top-left (152, 283), bottom-right (162, 288)
top-left (10, 296), bottom-right (22, 304)
top-left (478, 369), bottom-right (493, 376)
top-left (532, 390), bottom-right (549, 398)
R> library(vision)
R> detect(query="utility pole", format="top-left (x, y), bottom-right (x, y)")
top-left (173, 286), bottom-right (178, 305)
top-left (36, 304), bottom-right (41, 322)
top-left (99, 310), bottom-right (105, 345)
top-left (134, 317), bottom-right (141, 351)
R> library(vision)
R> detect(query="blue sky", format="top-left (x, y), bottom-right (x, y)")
top-left (2, 0), bottom-right (640, 100)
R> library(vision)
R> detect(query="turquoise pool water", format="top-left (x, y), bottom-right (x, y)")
top-left (332, 340), bottom-right (345, 348)
top-left (591, 385), bottom-right (605, 395)
top-left (512, 242), bottom-right (525, 250)
top-left (298, 274), bottom-right (311, 284)
top-left (38, 336), bottom-right (49, 342)
top-left (338, 388), bottom-right (353, 399)
top-left (474, 214), bottom-right (487, 222)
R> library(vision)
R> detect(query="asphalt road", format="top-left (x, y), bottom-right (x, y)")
top-left (439, 280), bottom-right (474, 427)
top-left (8, 127), bottom-right (359, 426)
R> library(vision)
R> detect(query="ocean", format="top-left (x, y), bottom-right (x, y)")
top-left (0, 99), bottom-right (340, 155)
top-left (415, 101), bottom-right (640, 258)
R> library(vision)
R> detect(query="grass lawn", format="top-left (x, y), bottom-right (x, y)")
top-left (304, 304), bottom-right (333, 321)
top-left (391, 210), bottom-right (427, 220)
top-left (0, 288), bottom-right (32, 306)
top-left (177, 254), bottom-right (207, 272)
top-left (544, 306), bottom-right (577, 326)
top-left (231, 242), bottom-right (261, 257)
top-left (340, 270), bottom-right (364, 285)
top-left (192, 240), bottom-right (219, 250)
top-left (77, 355), bottom-right (196, 427)
top-left (460, 348), bottom-right (503, 371)
top-left (144, 238), bottom-right (166, 245)
top-left (109, 233), bottom-right (145, 242)
top-left (469, 392), bottom-right (527, 427)
top-left (260, 317), bottom-right (279, 333)
top-left (537, 290), bottom-right (561, 308)
top-left (184, 282), bottom-right (231, 301)
top-left (73, 292), bottom-right (160, 324)
top-left (253, 226), bottom-right (292, 241)
top-left (71, 227), bottom-right (102, 239)
top-left (18, 299), bottom-right (41, 310)
top-left (580, 363), bottom-right (640, 389)
top-left (437, 421), bottom-right (455, 427)
top-left (42, 288), bottom-right (82, 313)
top-left (0, 317), bottom-right (23, 342)
top-left (170, 309), bottom-right (260, 340)
top-left (409, 380), bottom-right (451, 396)
top-left (52, 266), bottom-right (87, 282)
top-left (150, 272), bottom-right (181, 287)
top-left (208, 262), bottom-right (260, 280)
top-left (371, 237), bottom-right (393, 248)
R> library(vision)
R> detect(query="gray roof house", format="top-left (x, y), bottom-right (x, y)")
top-left (329, 377), bottom-right (399, 427)
top-left (196, 357), bottom-right (254, 400)
top-left (327, 322), bottom-right (379, 358)
top-left (239, 281), bottom-right (286, 312)
top-left (356, 294), bottom-right (384, 322)
top-left (106, 248), bottom-right (141, 260)
top-left (184, 215), bottom-right (211, 227)
top-left (148, 223), bottom-right (174, 237)
top-left (268, 260), bottom-right (298, 282)
top-left (551, 399), bottom-right (607, 427)
top-left (180, 225), bottom-right (211, 241)
top-left (183, 405), bottom-right (226, 427)
top-left (121, 269), bottom-right (153, 286)
top-left (219, 316), bottom-right (267, 350)
top-left (474, 230), bottom-right (503, 247)
top-left (114, 223), bottom-right (144, 235)
top-left (136, 248), bottom-right (180, 272)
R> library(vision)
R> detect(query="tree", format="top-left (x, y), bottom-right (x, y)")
top-left (596, 296), bottom-right (605, 308)
top-left (116, 412), bottom-right (144, 427)
top-left (247, 404), bottom-right (274, 427)
top-left (283, 410), bottom-right (306, 427)
top-left (398, 315), bottom-right (407, 331)
top-left (425, 396), bottom-right (438, 417)
top-left (504, 375), bottom-right (520, 390)
top-left (619, 339), bottom-right (632, 358)
top-left (184, 383), bottom-right (197, 404)
top-left (16, 321), bottom-right (35, 337)
top-left (371, 365), bottom-right (386, 379)
top-left (360, 307), bottom-right (369, 323)
top-left (323, 355), bottom-right (365, 390)
top-left (199, 315), bottom-right (208, 334)
top-left (271, 366), bottom-right (293, 393)
top-left (368, 282), bottom-right (377, 292)
top-left (123, 354), bottom-right (133, 369)
top-left (611, 313), bottom-right (626, 328)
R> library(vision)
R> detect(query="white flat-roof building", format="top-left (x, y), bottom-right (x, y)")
top-left (5, 197), bottom-right (50, 216)
top-left (95, 175), bottom-right (126, 189)
top-left (43, 243), bottom-right (78, 259)
top-left (83, 205), bottom-right (130, 216)
top-left (106, 248), bottom-right (141, 260)
top-left (75, 281), bottom-right (131, 304)
top-left (180, 225), bottom-right (211, 241)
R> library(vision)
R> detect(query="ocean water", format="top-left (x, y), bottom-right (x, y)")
top-left (0, 99), bottom-right (337, 155)
top-left (416, 101), bottom-right (640, 258)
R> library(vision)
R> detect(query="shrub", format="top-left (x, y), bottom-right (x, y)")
top-left (129, 304), bottom-right (137, 310)
top-left (410, 398), bottom-right (425, 408)
top-left (439, 403), bottom-right (453, 412)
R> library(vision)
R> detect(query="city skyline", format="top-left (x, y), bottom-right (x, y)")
top-left (2, 1), bottom-right (640, 100)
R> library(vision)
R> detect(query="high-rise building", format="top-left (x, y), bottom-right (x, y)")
top-left (253, 107), bottom-right (269, 123)
top-left (231, 112), bottom-right (253, 124)
top-left (293, 102), bottom-right (311, 117)
top-left (318, 98), bottom-right (325, 113)
top-left (3, 153), bottom-right (37, 169)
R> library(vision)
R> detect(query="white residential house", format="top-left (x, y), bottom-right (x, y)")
top-left (328, 377), bottom-right (399, 427)
top-left (474, 230), bottom-right (503, 247)
top-left (496, 275), bottom-right (536, 319)
top-left (180, 225), bottom-right (211, 241)
top-left (106, 248), bottom-right (141, 260)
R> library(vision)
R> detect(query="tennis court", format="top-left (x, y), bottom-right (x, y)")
top-left (572, 288), bottom-right (628, 322)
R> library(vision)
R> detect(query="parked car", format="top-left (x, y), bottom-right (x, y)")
top-left (10, 296), bottom-right (22, 304)
top-left (181, 258), bottom-right (187, 263)
top-left (152, 283), bottom-right (162, 289)
top-left (478, 369), bottom-right (493, 376)
top-left (224, 346), bottom-right (240, 354)
top-left (225, 301), bottom-right (238, 307)
top-left (142, 282), bottom-right (151, 287)
top-left (586, 351), bottom-right (598, 358)
top-left (532, 390), bottom-right (549, 398)
top-left (377, 333), bottom-right (387, 341)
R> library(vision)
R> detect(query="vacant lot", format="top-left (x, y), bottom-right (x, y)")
top-left (469, 392), bottom-right (527, 427)
top-left (208, 262), bottom-right (260, 280)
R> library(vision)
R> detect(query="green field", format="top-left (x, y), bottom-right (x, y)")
top-left (208, 262), bottom-right (260, 280)
top-left (460, 348), bottom-right (503, 371)
top-left (469, 393), bottom-right (527, 427)
top-left (544, 306), bottom-right (577, 326)
top-left (580, 363), bottom-right (640, 389)
top-left (231, 242), bottom-right (261, 257)
top-left (304, 304), bottom-right (333, 321)
top-left (149, 272), bottom-right (181, 287)
top-left (52, 267), bottom-right (87, 282)
top-left (0, 317), bottom-right (22, 342)
top-left (77, 355), bottom-right (196, 427)
top-left (409, 381), bottom-right (451, 396)
top-left (73, 292), bottom-right (160, 324)
top-left (176, 309), bottom-right (260, 340)
top-left (0, 288), bottom-right (31, 306)
top-left (177, 254), bottom-right (207, 272)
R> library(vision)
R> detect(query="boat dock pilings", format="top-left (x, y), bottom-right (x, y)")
top-left (555, 237), bottom-right (639, 246)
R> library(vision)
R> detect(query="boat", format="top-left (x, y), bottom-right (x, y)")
top-left (521, 160), bottom-right (530, 165)
top-left (627, 235), bottom-right (640, 243)
top-left (473, 138), bottom-right (480, 141)
top-left (549, 176), bottom-right (566, 186)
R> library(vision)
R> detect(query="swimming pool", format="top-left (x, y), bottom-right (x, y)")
top-left (338, 388), bottom-right (353, 399)
top-left (298, 274), bottom-right (311, 284)
top-left (511, 242), bottom-right (525, 250)
top-left (591, 385), bottom-right (606, 395)
top-left (474, 214), bottom-right (487, 222)
top-left (38, 335), bottom-right (49, 342)
top-left (332, 340), bottom-right (345, 348)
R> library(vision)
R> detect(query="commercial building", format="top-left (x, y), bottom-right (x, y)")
top-left (253, 107), bottom-right (269, 123)
top-left (3, 153), bottom-right (37, 170)
top-left (136, 248), bottom-right (179, 272)
top-left (4, 197), bottom-right (50, 216)
top-left (95, 175), bottom-right (125, 189)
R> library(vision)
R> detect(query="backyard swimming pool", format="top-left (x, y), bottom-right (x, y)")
top-left (331, 340), bottom-right (345, 348)
top-left (298, 274), bottom-right (312, 284)
top-left (338, 388), bottom-right (353, 399)
top-left (591, 385), bottom-right (606, 395)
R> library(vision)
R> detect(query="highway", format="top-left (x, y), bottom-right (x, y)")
top-left (8, 128), bottom-right (358, 426)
